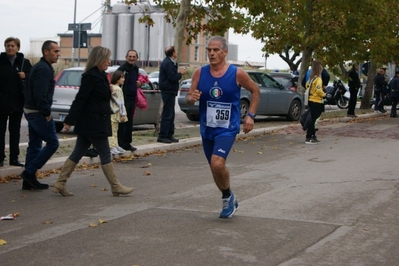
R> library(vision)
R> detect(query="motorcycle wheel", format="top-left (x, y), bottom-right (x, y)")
top-left (337, 97), bottom-right (349, 109)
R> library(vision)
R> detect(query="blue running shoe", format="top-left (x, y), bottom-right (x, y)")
top-left (219, 193), bottom-right (238, 218)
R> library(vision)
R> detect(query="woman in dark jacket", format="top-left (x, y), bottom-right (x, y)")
top-left (53, 46), bottom-right (134, 197)
top-left (0, 37), bottom-right (32, 167)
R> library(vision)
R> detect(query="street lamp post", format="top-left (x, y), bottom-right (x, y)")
top-left (71, 0), bottom-right (77, 66)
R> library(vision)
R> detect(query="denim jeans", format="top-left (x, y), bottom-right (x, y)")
top-left (24, 113), bottom-right (59, 175)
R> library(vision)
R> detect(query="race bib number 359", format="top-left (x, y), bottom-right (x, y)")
top-left (206, 101), bottom-right (232, 128)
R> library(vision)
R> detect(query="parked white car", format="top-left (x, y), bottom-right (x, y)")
top-left (51, 66), bottom-right (161, 132)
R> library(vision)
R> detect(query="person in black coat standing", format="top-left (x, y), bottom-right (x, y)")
top-left (117, 50), bottom-right (141, 152)
top-left (374, 67), bottom-right (388, 113)
top-left (53, 46), bottom-right (134, 197)
top-left (389, 71), bottom-right (399, 118)
top-left (347, 63), bottom-right (361, 117)
top-left (0, 37), bottom-right (32, 167)
top-left (157, 46), bottom-right (187, 143)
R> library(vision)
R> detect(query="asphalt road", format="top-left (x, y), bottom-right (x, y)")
top-left (1, 113), bottom-right (398, 265)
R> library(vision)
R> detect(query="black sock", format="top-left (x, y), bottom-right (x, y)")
top-left (222, 188), bottom-right (231, 198)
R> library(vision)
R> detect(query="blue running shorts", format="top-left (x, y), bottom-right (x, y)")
top-left (202, 135), bottom-right (236, 163)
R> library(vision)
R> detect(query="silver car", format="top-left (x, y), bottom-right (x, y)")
top-left (148, 71), bottom-right (159, 89)
top-left (178, 70), bottom-right (303, 122)
top-left (51, 66), bottom-right (161, 132)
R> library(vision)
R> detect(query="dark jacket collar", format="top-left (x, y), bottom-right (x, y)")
top-left (0, 52), bottom-right (24, 61)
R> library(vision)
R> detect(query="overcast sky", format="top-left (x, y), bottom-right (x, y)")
top-left (0, 0), bottom-right (288, 69)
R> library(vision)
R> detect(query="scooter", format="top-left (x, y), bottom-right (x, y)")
top-left (324, 80), bottom-right (350, 109)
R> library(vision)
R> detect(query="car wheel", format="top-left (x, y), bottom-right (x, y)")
top-left (286, 99), bottom-right (301, 121)
top-left (55, 122), bottom-right (64, 133)
top-left (186, 113), bottom-right (199, 121)
top-left (240, 99), bottom-right (250, 123)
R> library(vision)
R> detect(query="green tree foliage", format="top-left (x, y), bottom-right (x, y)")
top-left (153, 0), bottom-right (399, 83)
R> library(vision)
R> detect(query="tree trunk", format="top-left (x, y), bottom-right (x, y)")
top-left (297, 47), bottom-right (313, 95)
top-left (174, 0), bottom-right (190, 62)
top-left (360, 61), bottom-right (377, 109)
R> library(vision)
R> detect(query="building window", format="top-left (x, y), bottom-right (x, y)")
top-left (194, 46), bottom-right (198, 61)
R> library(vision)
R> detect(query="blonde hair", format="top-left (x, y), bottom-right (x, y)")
top-left (84, 46), bottom-right (111, 72)
top-left (310, 60), bottom-right (323, 80)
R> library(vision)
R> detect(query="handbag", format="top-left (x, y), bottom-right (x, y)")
top-left (300, 109), bottom-right (312, 131)
top-left (136, 88), bottom-right (148, 110)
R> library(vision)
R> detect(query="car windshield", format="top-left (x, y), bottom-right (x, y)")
top-left (258, 73), bottom-right (281, 88)
top-left (56, 70), bottom-right (82, 86)
top-left (273, 77), bottom-right (289, 86)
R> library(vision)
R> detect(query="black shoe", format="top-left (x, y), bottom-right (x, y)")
top-left (129, 146), bottom-right (137, 152)
top-left (20, 171), bottom-right (49, 190)
top-left (157, 138), bottom-right (172, 144)
top-left (169, 137), bottom-right (179, 143)
top-left (84, 148), bottom-right (98, 157)
top-left (22, 181), bottom-right (35, 190)
top-left (121, 146), bottom-right (137, 152)
top-left (10, 159), bottom-right (24, 167)
top-left (0, 160), bottom-right (3, 167)
top-left (381, 109), bottom-right (387, 113)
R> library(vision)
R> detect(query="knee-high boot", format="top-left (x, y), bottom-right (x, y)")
top-left (52, 159), bottom-right (76, 196)
top-left (102, 162), bottom-right (134, 196)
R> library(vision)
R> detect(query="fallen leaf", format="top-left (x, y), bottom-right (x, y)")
top-left (0, 239), bottom-right (7, 245)
top-left (13, 212), bottom-right (20, 217)
top-left (44, 220), bottom-right (53, 225)
top-left (98, 219), bottom-right (108, 224)
top-left (140, 163), bottom-right (152, 168)
top-left (90, 184), bottom-right (97, 187)
top-left (144, 171), bottom-right (151, 176)
top-left (102, 188), bottom-right (108, 191)
top-left (257, 151), bottom-right (263, 155)
top-left (89, 223), bottom-right (98, 228)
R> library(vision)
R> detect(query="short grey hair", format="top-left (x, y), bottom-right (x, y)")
top-left (208, 36), bottom-right (228, 50)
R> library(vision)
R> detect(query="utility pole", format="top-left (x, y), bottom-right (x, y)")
top-left (71, 0), bottom-right (77, 67)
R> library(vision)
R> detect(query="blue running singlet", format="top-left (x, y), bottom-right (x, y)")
top-left (198, 64), bottom-right (241, 139)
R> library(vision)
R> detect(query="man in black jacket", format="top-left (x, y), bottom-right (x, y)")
top-left (374, 67), bottom-right (388, 113)
top-left (21, 40), bottom-right (60, 190)
top-left (157, 46), bottom-right (187, 143)
top-left (0, 37), bottom-right (32, 167)
top-left (347, 64), bottom-right (361, 117)
top-left (117, 50), bottom-right (141, 152)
